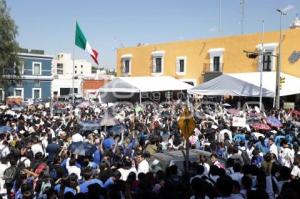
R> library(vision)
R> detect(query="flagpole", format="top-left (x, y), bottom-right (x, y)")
top-left (259, 20), bottom-right (264, 110)
top-left (72, 19), bottom-right (76, 104)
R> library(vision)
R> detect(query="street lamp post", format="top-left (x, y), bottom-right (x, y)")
top-left (275, 9), bottom-right (287, 109)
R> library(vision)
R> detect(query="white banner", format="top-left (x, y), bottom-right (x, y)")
top-left (232, 117), bottom-right (246, 127)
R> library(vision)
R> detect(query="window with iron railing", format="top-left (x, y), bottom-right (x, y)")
top-left (203, 62), bottom-right (223, 73)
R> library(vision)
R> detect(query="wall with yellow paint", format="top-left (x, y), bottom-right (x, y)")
top-left (116, 28), bottom-right (300, 84)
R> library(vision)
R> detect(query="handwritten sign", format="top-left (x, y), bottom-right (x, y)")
top-left (283, 102), bottom-right (295, 109)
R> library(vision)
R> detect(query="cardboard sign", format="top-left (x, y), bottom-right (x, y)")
top-left (284, 102), bottom-right (295, 110)
top-left (232, 117), bottom-right (246, 127)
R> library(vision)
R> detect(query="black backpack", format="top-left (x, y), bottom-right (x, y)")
top-left (3, 166), bottom-right (17, 184)
top-left (17, 158), bottom-right (29, 169)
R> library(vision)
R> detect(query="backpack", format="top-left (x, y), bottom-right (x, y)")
top-left (240, 149), bottom-right (251, 165)
top-left (18, 158), bottom-right (29, 169)
top-left (3, 166), bottom-right (17, 184)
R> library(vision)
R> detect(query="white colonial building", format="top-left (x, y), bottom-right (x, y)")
top-left (51, 53), bottom-right (92, 97)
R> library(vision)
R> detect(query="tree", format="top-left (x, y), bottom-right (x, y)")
top-left (0, 0), bottom-right (20, 90)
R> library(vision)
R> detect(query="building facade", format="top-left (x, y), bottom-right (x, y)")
top-left (116, 25), bottom-right (300, 86)
top-left (52, 53), bottom-right (92, 97)
top-left (82, 79), bottom-right (108, 98)
top-left (1, 49), bottom-right (53, 101)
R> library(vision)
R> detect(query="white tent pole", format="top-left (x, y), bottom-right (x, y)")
top-left (187, 91), bottom-right (190, 107)
top-left (139, 91), bottom-right (142, 104)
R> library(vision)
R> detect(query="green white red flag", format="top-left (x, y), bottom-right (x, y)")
top-left (75, 21), bottom-right (99, 65)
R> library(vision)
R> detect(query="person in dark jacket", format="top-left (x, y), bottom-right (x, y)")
top-left (46, 137), bottom-right (60, 163)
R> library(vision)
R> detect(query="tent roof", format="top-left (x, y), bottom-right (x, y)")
top-left (189, 72), bottom-right (300, 97)
top-left (99, 76), bottom-right (193, 93)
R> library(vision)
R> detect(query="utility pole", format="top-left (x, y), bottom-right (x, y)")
top-left (240, 0), bottom-right (245, 34)
top-left (219, 0), bottom-right (222, 33)
top-left (275, 9), bottom-right (287, 109)
top-left (259, 20), bottom-right (264, 110)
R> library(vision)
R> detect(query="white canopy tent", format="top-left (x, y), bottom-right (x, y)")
top-left (98, 76), bottom-right (193, 102)
top-left (189, 72), bottom-right (300, 97)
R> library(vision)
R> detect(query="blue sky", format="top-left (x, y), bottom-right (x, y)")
top-left (6, 0), bottom-right (300, 69)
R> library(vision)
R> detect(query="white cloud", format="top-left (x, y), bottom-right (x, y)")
top-left (209, 26), bottom-right (217, 32)
top-left (282, 4), bottom-right (295, 13)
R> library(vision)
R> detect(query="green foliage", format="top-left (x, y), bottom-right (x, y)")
top-left (0, 0), bottom-right (20, 88)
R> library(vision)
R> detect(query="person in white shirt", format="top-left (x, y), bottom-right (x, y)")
top-left (136, 152), bottom-right (149, 174)
top-left (31, 138), bottom-right (44, 156)
top-left (0, 141), bottom-right (10, 159)
top-left (246, 144), bottom-right (255, 161)
top-left (199, 155), bottom-right (210, 176)
top-left (279, 141), bottom-right (294, 168)
top-left (66, 157), bottom-right (81, 179)
top-left (291, 155), bottom-right (300, 179)
top-left (40, 133), bottom-right (48, 152)
top-left (0, 158), bottom-right (10, 196)
top-left (72, 132), bottom-right (84, 143)
top-left (269, 138), bottom-right (278, 159)
top-left (118, 157), bottom-right (137, 181)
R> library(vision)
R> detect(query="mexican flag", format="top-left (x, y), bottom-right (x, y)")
top-left (75, 22), bottom-right (99, 65)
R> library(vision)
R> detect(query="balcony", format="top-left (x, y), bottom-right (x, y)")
top-left (202, 63), bottom-right (223, 82)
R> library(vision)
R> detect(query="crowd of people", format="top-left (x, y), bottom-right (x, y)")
top-left (0, 99), bottom-right (300, 199)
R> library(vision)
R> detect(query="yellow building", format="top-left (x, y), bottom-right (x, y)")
top-left (116, 25), bottom-right (300, 86)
